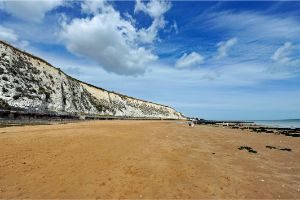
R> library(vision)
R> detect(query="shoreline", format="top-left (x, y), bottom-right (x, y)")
top-left (1, 118), bottom-right (300, 137)
top-left (195, 120), bottom-right (300, 138)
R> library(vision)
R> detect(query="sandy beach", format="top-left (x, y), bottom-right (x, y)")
top-left (0, 120), bottom-right (299, 199)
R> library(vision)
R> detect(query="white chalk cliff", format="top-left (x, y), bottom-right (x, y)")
top-left (0, 41), bottom-right (185, 119)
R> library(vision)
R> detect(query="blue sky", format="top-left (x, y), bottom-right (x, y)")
top-left (1, 0), bottom-right (300, 120)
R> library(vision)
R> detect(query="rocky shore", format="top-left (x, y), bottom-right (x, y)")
top-left (195, 119), bottom-right (300, 138)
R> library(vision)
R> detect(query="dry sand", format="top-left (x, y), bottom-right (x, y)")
top-left (0, 120), bottom-right (299, 199)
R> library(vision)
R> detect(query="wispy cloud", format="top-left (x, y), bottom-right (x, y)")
top-left (0, 24), bottom-right (17, 42)
top-left (215, 37), bottom-right (237, 59)
top-left (203, 11), bottom-right (300, 40)
top-left (271, 42), bottom-right (300, 66)
top-left (0, 0), bottom-right (63, 23)
top-left (171, 21), bottom-right (178, 34)
top-left (188, 10), bottom-right (300, 63)
top-left (175, 52), bottom-right (204, 69)
top-left (270, 41), bottom-right (300, 74)
top-left (0, 24), bottom-right (29, 48)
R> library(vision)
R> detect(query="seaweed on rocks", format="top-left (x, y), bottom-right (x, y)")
top-left (279, 148), bottom-right (292, 152)
top-left (266, 145), bottom-right (276, 149)
top-left (238, 146), bottom-right (257, 154)
top-left (265, 145), bottom-right (292, 152)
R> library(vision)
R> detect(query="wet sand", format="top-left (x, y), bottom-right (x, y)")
top-left (0, 120), bottom-right (299, 198)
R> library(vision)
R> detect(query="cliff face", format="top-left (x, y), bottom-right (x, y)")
top-left (0, 41), bottom-right (185, 119)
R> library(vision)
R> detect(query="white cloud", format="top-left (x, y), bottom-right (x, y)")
top-left (271, 42), bottom-right (293, 64)
top-left (81, 0), bottom-right (110, 15)
top-left (271, 42), bottom-right (300, 71)
top-left (173, 21), bottom-right (179, 34)
top-left (0, 25), bottom-right (29, 48)
top-left (175, 52), bottom-right (204, 69)
top-left (0, 0), bottom-right (63, 22)
top-left (61, 0), bottom-right (167, 76)
top-left (215, 37), bottom-right (237, 59)
top-left (0, 25), bottom-right (18, 42)
top-left (134, 0), bottom-right (171, 43)
top-left (134, 0), bottom-right (171, 19)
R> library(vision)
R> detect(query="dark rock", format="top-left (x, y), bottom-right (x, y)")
top-left (238, 146), bottom-right (257, 154)
top-left (279, 148), bottom-right (292, 152)
top-left (266, 145), bottom-right (276, 149)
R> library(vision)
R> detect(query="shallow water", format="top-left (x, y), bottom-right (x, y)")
top-left (253, 119), bottom-right (300, 128)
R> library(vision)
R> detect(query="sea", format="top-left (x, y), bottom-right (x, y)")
top-left (252, 119), bottom-right (300, 128)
